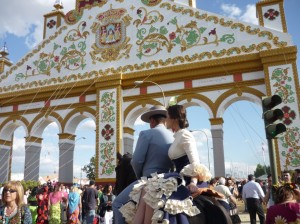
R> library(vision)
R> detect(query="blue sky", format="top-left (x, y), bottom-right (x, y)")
top-left (0, 0), bottom-right (299, 180)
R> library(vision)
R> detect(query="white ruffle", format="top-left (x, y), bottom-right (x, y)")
top-left (180, 163), bottom-right (212, 182)
top-left (143, 174), bottom-right (178, 209)
top-left (119, 201), bottom-right (136, 224)
top-left (164, 197), bottom-right (201, 216)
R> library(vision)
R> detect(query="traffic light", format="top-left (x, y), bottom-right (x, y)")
top-left (262, 95), bottom-right (287, 139)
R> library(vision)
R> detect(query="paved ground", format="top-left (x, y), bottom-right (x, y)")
top-left (237, 200), bottom-right (266, 224)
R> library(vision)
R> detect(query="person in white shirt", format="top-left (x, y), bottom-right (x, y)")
top-left (0, 186), bottom-right (3, 206)
top-left (214, 177), bottom-right (236, 211)
top-left (242, 174), bottom-right (265, 224)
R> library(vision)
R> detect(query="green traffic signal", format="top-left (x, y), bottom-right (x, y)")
top-left (265, 123), bottom-right (287, 139)
top-left (262, 95), bottom-right (287, 139)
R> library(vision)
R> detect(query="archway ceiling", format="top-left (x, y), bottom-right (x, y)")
top-left (0, 0), bottom-right (293, 95)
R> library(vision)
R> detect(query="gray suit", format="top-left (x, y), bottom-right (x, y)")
top-left (112, 124), bottom-right (174, 224)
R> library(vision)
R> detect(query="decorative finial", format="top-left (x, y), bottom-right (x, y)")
top-left (0, 42), bottom-right (9, 58)
top-left (54, 0), bottom-right (63, 10)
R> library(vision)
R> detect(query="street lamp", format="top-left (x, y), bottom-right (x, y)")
top-left (76, 136), bottom-right (86, 142)
top-left (134, 80), bottom-right (166, 107)
top-left (191, 130), bottom-right (211, 171)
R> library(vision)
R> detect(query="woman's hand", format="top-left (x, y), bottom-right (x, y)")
top-left (187, 182), bottom-right (198, 193)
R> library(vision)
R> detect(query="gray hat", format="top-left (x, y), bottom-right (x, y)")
top-left (141, 105), bottom-right (167, 123)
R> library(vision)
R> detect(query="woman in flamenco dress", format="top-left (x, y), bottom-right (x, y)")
top-left (120, 104), bottom-right (214, 224)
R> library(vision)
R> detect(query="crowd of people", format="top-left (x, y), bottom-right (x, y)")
top-left (0, 180), bottom-right (118, 224)
top-left (0, 104), bottom-right (300, 224)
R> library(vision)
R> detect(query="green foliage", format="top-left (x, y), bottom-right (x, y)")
top-left (20, 180), bottom-right (40, 191)
top-left (83, 155), bottom-right (96, 180)
top-left (254, 164), bottom-right (270, 178)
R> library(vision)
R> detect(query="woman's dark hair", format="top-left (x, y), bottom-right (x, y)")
top-left (275, 184), bottom-right (296, 204)
top-left (167, 105), bottom-right (189, 129)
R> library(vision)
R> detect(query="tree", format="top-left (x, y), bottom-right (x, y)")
top-left (82, 155), bottom-right (96, 180)
top-left (254, 164), bottom-right (270, 178)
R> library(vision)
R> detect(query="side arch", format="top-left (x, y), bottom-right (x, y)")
top-left (214, 87), bottom-right (265, 118)
top-left (63, 106), bottom-right (96, 134)
top-left (176, 93), bottom-right (214, 118)
top-left (28, 111), bottom-right (63, 138)
top-left (0, 116), bottom-right (29, 141)
top-left (124, 99), bottom-right (161, 127)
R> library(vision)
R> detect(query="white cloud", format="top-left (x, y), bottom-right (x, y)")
top-left (240, 5), bottom-right (258, 25)
top-left (134, 116), bottom-right (146, 126)
top-left (220, 4), bottom-right (258, 25)
top-left (79, 119), bottom-right (96, 130)
top-left (0, 0), bottom-right (75, 48)
top-left (221, 4), bottom-right (242, 19)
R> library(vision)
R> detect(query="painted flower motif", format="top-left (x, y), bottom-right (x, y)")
top-left (274, 215), bottom-right (288, 224)
top-left (47, 19), bottom-right (56, 29)
top-left (137, 9), bottom-right (142, 14)
top-left (208, 28), bottom-right (216, 35)
top-left (54, 56), bottom-right (60, 62)
top-left (289, 148), bottom-right (294, 153)
top-left (281, 106), bottom-right (296, 125)
top-left (169, 32), bottom-right (176, 40)
top-left (264, 9), bottom-right (280, 21)
top-left (101, 124), bottom-right (114, 141)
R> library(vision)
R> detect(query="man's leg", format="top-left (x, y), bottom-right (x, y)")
top-left (112, 181), bottom-right (136, 224)
top-left (246, 198), bottom-right (257, 224)
top-left (86, 210), bottom-right (96, 224)
top-left (256, 202), bottom-right (265, 224)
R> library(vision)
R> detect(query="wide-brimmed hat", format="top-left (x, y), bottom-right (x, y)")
top-left (141, 105), bottom-right (167, 123)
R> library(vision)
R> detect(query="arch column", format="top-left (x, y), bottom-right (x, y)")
top-left (24, 136), bottom-right (43, 181)
top-left (123, 127), bottom-right (134, 155)
top-left (0, 140), bottom-right (12, 184)
top-left (58, 133), bottom-right (76, 185)
top-left (209, 118), bottom-right (225, 177)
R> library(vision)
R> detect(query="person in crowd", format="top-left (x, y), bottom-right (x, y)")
top-left (239, 179), bottom-right (247, 212)
top-left (0, 185), bottom-right (3, 207)
top-left (97, 185), bottom-right (104, 215)
top-left (112, 105), bottom-right (174, 224)
top-left (242, 174), bottom-right (265, 224)
top-left (282, 170), bottom-right (292, 183)
top-left (209, 178), bottom-right (218, 190)
top-left (0, 181), bottom-right (32, 224)
top-left (82, 180), bottom-right (98, 224)
top-left (67, 186), bottom-right (81, 224)
top-left (23, 188), bottom-right (30, 205)
top-left (264, 174), bottom-right (275, 209)
top-left (99, 184), bottom-right (115, 224)
top-left (49, 184), bottom-right (63, 224)
top-left (119, 104), bottom-right (212, 223)
top-left (266, 182), bottom-right (300, 224)
top-left (226, 178), bottom-right (241, 224)
top-left (214, 177), bottom-right (236, 211)
top-left (60, 184), bottom-right (68, 223)
top-left (36, 185), bottom-right (49, 224)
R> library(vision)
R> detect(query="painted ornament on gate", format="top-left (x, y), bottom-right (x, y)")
top-left (90, 5), bottom-right (132, 62)
top-left (141, 0), bottom-right (162, 6)
top-left (264, 9), bottom-right (279, 21)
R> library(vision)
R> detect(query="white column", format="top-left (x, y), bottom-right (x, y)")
top-left (24, 137), bottom-right (42, 181)
top-left (210, 118), bottom-right (225, 177)
top-left (123, 127), bottom-right (134, 155)
top-left (58, 134), bottom-right (76, 185)
top-left (0, 143), bottom-right (11, 184)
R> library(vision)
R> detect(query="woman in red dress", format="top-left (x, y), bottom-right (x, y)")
top-left (266, 182), bottom-right (300, 224)
top-left (36, 185), bottom-right (49, 224)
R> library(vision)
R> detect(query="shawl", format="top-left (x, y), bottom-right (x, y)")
top-left (68, 192), bottom-right (80, 214)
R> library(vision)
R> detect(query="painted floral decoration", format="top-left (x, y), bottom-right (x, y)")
top-left (47, 19), bottom-right (56, 29)
top-left (281, 106), bottom-right (296, 125)
top-left (264, 9), bottom-right (279, 21)
top-left (101, 124), bottom-right (114, 141)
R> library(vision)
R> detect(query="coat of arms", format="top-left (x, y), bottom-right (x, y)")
top-left (90, 5), bottom-right (132, 62)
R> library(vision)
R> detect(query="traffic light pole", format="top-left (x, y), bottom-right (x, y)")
top-left (268, 138), bottom-right (279, 202)
top-left (268, 139), bottom-right (279, 185)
